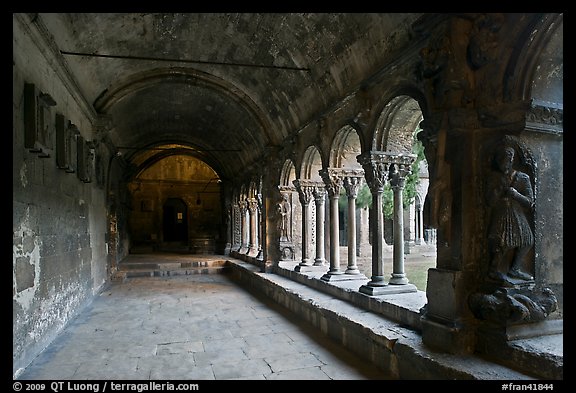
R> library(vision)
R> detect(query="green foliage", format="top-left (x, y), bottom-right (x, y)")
top-left (342, 130), bottom-right (426, 220)
top-left (356, 183), bottom-right (372, 209)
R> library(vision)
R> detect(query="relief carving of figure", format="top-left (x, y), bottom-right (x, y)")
top-left (278, 193), bottom-right (291, 242)
top-left (486, 143), bottom-right (535, 284)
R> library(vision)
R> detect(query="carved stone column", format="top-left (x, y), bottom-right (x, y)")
top-left (357, 152), bottom-right (389, 294)
top-left (313, 185), bottom-right (327, 266)
top-left (238, 200), bottom-right (249, 254)
top-left (293, 179), bottom-right (315, 270)
top-left (319, 168), bottom-right (345, 281)
top-left (388, 156), bottom-right (417, 290)
top-left (256, 192), bottom-right (264, 261)
top-left (247, 198), bottom-right (259, 257)
top-left (232, 202), bottom-right (241, 252)
top-left (342, 171), bottom-right (367, 279)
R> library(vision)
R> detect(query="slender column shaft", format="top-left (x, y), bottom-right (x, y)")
top-left (293, 180), bottom-right (314, 266)
top-left (313, 187), bottom-right (326, 265)
top-left (417, 205), bottom-right (424, 245)
top-left (343, 176), bottom-right (363, 274)
top-left (301, 201), bottom-right (311, 264)
top-left (328, 194), bottom-right (340, 273)
top-left (319, 169), bottom-right (343, 276)
top-left (389, 163), bottom-right (412, 285)
top-left (347, 195), bottom-right (358, 272)
top-left (248, 199), bottom-right (258, 256)
top-left (370, 189), bottom-right (386, 285)
top-left (239, 201), bottom-right (249, 253)
top-left (256, 195), bottom-right (264, 260)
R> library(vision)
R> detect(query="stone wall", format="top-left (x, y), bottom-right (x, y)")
top-left (13, 15), bottom-right (108, 376)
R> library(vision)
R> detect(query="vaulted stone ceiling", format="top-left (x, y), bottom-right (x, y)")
top-left (38, 13), bottom-right (423, 180)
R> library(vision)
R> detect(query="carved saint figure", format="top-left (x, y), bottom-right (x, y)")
top-left (486, 145), bottom-right (534, 283)
top-left (278, 193), bottom-right (291, 241)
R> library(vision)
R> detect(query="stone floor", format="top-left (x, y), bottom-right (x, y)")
top-left (16, 273), bottom-right (395, 380)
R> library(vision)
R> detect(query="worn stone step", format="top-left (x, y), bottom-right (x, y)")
top-left (119, 260), bottom-right (227, 271)
top-left (122, 266), bottom-right (230, 278)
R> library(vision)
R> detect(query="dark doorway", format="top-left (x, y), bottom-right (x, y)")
top-left (163, 198), bottom-right (188, 242)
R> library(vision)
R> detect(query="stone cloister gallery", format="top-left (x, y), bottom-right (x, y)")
top-left (13, 13), bottom-right (562, 380)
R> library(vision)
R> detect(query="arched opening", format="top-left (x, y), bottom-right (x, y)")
top-left (162, 198), bottom-right (188, 242)
top-left (127, 147), bottom-right (221, 254)
top-left (330, 126), bottom-right (363, 249)
top-left (368, 94), bottom-right (435, 290)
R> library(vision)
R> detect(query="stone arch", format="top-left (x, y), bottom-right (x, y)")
top-left (94, 66), bottom-right (275, 145)
top-left (372, 95), bottom-right (424, 153)
top-left (504, 13), bottom-right (563, 106)
top-left (300, 145), bottom-right (323, 181)
top-left (279, 159), bottom-right (297, 187)
top-left (126, 143), bottom-right (222, 184)
top-left (247, 177), bottom-right (259, 199)
top-left (329, 125), bottom-right (363, 169)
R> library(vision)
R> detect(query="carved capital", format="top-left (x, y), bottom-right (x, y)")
top-left (312, 184), bottom-right (327, 202)
top-left (248, 198), bottom-right (259, 213)
top-left (319, 168), bottom-right (343, 198)
top-left (387, 153), bottom-right (416, 189)
top-left (343, 175), bottom-right (364, 198)
top-left (357, 151), bottom-right (390, 193)
top-left (238, 200), bottom-right (248, 213)
top-left (292, 179), bottom-right (316, 205)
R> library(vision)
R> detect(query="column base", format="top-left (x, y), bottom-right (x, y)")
top-left (388, 274), bottom-right (409, 285)
top-left (248, 248), bottom-right (259, 257)
top-left (345, 267), bottom-right (361, 275)
top-left (359, 282), bottom-right (418, 296)
top-left (321, 270), bottom-right (364, 282)
top-left (295, 264), bottom-right (327, 273)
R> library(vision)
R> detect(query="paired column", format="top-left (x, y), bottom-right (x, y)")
top-left (357, 152), bottom-right (389, 294)
top-left (238, 200), bottom-right (249, 254)
top-left (293, 179), bottom-right (315, 270)
top-left (357, 151), bottom-right (418, 295)
top-left (313, 185), bottom-right (327, 266)
top-left (389, 163), bottom-right (412, 285)
top-left (319, 168), bottom-right (345, 281)
top-left (342, 170), bottom-right (366, 278)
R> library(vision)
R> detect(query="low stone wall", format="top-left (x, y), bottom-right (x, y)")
top-left (225, 258), bottom-right (539, 380)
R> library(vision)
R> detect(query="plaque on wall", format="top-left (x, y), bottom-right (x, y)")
top-left (76, 135), bottom-right (93, 183)
top-left (65, 121), bottom-right (79, 173)
top-left (55, 113), bottom-right (77, 172)
top-left (24, 82), bottom-right (56, 157)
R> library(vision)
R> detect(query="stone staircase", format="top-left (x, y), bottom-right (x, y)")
top-left (115, 254), bottom-right (229, 280)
